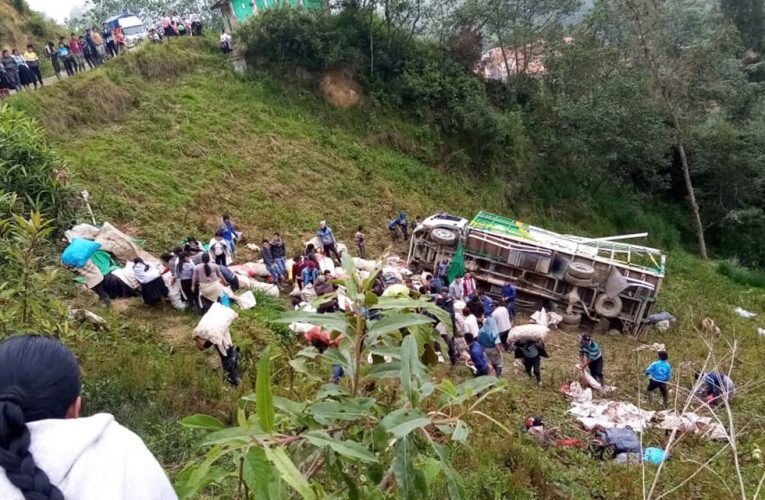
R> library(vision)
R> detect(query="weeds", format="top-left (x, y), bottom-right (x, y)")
top-left (718, 261), bottom-right (765, 290)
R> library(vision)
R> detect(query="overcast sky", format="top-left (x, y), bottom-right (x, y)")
top-left (28, 0), bottom-right (87, 23)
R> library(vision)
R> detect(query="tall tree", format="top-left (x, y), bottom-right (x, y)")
top-left (598, 0), bottom-right (743, 259)
top-left (721, 0), bottom-right (765, 51)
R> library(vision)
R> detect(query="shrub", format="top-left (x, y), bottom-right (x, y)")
top-left (237, 9), bottom-right (528, 172)
top-left (718, 260), bottom-right (765, 289)
top-left (0, 105), bottom-right (75, 229)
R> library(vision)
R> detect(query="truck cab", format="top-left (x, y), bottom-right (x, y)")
top-left (104, 14), bottom-right (147, 48)
top-left (408, 211), bottom-right (666, 334)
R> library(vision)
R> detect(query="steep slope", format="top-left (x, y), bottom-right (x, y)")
top-left (0, 0), bottom-right (60, 52)
top-left (9, 39), bottom-right (765, 498)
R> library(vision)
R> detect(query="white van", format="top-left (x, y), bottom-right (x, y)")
top-left (118, 16), bottom-right (147, 47)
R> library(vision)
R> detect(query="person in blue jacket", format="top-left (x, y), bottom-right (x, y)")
top-left (644, 351), bottom-right (672, 406)
top-left (501, 280), bottom-right (516, 318)
top-left (465, 332), bottom-right (490, 377)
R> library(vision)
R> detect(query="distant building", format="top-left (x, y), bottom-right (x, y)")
top-left (211, 0), bottom-right (322, 33)
top-left (479, 38), bottom-right (573, 81)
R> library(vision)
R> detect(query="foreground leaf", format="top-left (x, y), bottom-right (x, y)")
top-left (179, 414), bottom-right (225, 431)
top-left (304, 430), bottom-right (378, 463)
top-left (257, 345), bottom-right (275, 434)
top-left (265, 446), bottom-right (316, 500)
top-left (379, 408), bottom-right (431, 439)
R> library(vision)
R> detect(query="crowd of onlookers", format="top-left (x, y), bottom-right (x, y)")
top-left (0, 12), bottom-right (205, 97)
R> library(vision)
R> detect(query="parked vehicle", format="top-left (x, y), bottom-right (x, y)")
top-left (104, 14), bottom-right (147, 48)
top-left (407, 211), bottom-right (667, 334)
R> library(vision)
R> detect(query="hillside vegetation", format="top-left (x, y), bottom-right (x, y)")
top-left (0, 0), bottom-right (61, 54)
top-left (4, 34), bottom-right (765, 498)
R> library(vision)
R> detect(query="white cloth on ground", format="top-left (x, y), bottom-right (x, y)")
top-left (0, 413), bottom-right (177, 500)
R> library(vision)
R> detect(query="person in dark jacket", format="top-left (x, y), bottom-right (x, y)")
top-left (261, 240), bottom-right (283, 283)
top-left (515, 339), bottom-right (548, 385)
top-left (270, 232), bottom-right (287, 278)
top-left (1, 50), bottom-right (20, 91)
top-left (467, 295), bottom-right (485, 319)
top-left (466, 332), bottom-right (490, 377)
top-left (501, 281), bottom-right (516, 318)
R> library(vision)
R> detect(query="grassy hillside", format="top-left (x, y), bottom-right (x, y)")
top-left (0, 0), bottom-right (61, 54)
top-left (10, 38), bottom-right (765, 498)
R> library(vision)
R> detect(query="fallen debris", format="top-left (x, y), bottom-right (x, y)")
top-left (562, 381), bottom-right (726, 439)
top-left (69, 308), bottom-right (108, 329)
top-left (635, 343), bottom-right (666, 352)
top-left (734, 307), bottom-right (757, 319)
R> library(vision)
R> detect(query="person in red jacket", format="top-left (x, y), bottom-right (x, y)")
top-left (69, 33), bottom-right (85, 72)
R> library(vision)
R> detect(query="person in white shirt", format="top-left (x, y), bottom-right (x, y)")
top-left (462, 308), bottom-right (479, 336)
top-left (220, 30), bottom-right (233, 54)
top-left (209, 232), bottom-right (231, 266)
top-left (132, 258), bottom-right (168, 305)
top-left (491, 301), bottom-right (512, 352)
top-left (0, 335), bottom-right (177, 500)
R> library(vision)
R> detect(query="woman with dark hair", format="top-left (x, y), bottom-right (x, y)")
top-left (132, 258), bottom-right (169, 305)
top-left (175, 251), bottom-right (195, 303)
top-left (0, 335), bottom-right (176, 499)
top-left (191, 253), bottom-right (234, 312)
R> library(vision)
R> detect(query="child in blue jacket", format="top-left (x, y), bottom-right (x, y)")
top-left (644, 351), bottom-right (672, 406)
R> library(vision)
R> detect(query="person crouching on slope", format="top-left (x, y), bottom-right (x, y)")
top-left (0, 335), bottom-right (177, 500)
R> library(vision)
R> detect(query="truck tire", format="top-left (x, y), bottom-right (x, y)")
top-left (594, 293), bottom-right (623, 318)
top-left (564, 272), bottom-right (593, 287)
top-left (561, 312), bottom-right (582, 326)
top-left (567, 262), bottom-right (595, 280)
top-left (430, 227), bottom-right (458, 246)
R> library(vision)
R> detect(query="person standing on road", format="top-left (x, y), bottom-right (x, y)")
top-left (1, 50), bottom-right (20, 91)
top-left (189, 12), bottom-right (202, 36)
top-left (90, 27), bottom-right (105, 62)
top-left (317, 220), bottom-right (341, 263)
top-left (23, 44), bottom-right (43, 88)
top-left (44, 42), bottom-right (62, 80)
top-left (102, 24), bottom-right (116, 58)
top-left (579, 334), bottom-right (605, 386)
top-left (57, 42), bottom-right (74, 77)
top-left (478, 315), bottom-right (503, 376)
top-left (81, 36), bottom-right (97, 69)
top-left (11, 49), bottom-right (32, 90)
top-left (69, 33), bottom-right (85, 72)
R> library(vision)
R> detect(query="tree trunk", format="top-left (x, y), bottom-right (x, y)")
top-left (675, 131), bottom-right (708, 259)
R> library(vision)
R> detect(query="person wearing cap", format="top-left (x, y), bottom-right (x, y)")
top-left (578, 334), bottom-right (604, 386)
top-left (317, 220), bottom-right (341, 263)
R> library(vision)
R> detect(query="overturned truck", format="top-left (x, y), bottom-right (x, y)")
top-left (407, 211), bottom-right (666, 334)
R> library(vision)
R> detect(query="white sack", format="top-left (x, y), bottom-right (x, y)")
top-left (95, 222), bottom-right (158, 264)
top-left (251, 281), bottom-right (279, 297)
top-left (507, 324), bottom-right (550, 342)
top-left (193, 303), bottom-right (238, 355)
top-left (237, 291), bottom-right (257, 310)
top-left (65, 224), bottom-right (100, 242)
top-left (162, 272), bottom-right (186, 310)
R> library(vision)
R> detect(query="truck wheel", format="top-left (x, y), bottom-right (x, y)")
top-left (430, 227), bottom-right (458, 246)
top-left (561, 312), bottom-right (582, 325)
top-left (567, 262), bottom-right (595, 280)
top-left (564, 272), bottom-right (593, 287)
top-left (594, 294), bottom-right (622, 318)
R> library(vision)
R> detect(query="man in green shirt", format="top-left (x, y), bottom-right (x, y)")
top-left (578, 334), bottom-right (604, 386)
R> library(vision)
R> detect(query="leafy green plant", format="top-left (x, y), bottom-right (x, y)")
top-left (175, 255), bottom-right (507, 498)
top-left (0, 104), bottom-right (75, 230)
top-left (0, 211), bottom-right (71, 337)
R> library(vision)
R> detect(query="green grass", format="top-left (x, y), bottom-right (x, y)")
top-left (10, 39), bottom-right (765, 498)
top-left (719, 260), bottom-right (765, 290)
